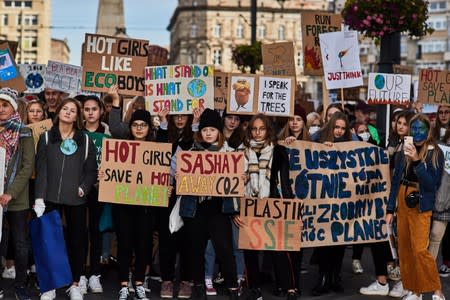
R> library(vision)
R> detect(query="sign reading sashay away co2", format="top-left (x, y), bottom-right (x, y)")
top-left (283, 141), bottom-right (390, 247)
top-left (81, 33), bottom-right (149, 96)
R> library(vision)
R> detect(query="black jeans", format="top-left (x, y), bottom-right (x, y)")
top-left (5, 210), bottom-right (30, 287)
top-left (114, 204), bottom-right (152, 283)
top-left (442, 225), bottom-right (450, 263)
top-left (45, 202), bottom-right (87, 282)
top-left (85, 186), bottom-right (104, 276)
top-left (370, 241), bottom-right (392, 276)
top-left (316, 245), bottom-right (346, 274)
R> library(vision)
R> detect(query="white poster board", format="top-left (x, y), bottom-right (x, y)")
top-left (19, 64), bottom-right (46, 93)
top-left (45, 60), bottom-right (82, 94)
top-left (367, 73), bottom-right (411, 105)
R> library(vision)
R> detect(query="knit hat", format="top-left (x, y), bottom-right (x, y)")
top-left (222, 111), bottom-right (241, 122)
top-left (129, 109), bottom-right (151, 127)
top-left (294, 104), bottom-right (307, 122)
top-left (199, 108), bottom-right (223, 131)
top-left (0, 87), bottom-right (18, 111)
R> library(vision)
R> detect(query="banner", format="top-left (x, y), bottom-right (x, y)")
top-left (319, 31), bottom-right (363, 90)
top-left (176, 151), bottom-right (244, 197)
top-left (147, 45), bottom-right (169, 66)
top-left (19, 64), bottom-right (46, 93)
top-left (238, 197), bottom-right (301, 251)
top-left (301, 11), bottom-right (342, 76)
top-left (144, 64), bottom-right (214, 115)
top-left (439, 144), bottom-right (450, 175)
top-left (227, 74), bottom-right (295, 116)
top-left (45, 60), bottom-right (82, 94)
top-left (214, 71), bottom-right (229, 110)
top-left (0, 43), bottom-right (26, 92)
top-left (99, 139), bottom-right (172, 207)
top-left (367, 73), bottom-right (411, 105)
top-left (417, 69), bottom-right (450, 105)
top-left (81, 33), bottom-right (149, 96)
top-left (261, 42), bottom-right (296, 77)
top-left (27, 119), bottom-right (53, 150)
top-left (282, 140), bottom-right (390, 247)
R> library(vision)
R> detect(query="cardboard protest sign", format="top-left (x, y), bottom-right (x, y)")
top-left (262, 42), bottom-right (296, 77)
top-left (0, 41), bottom-right (18, 58)
top-left (214, 71), bottom-right (229, 110)
top-left (319, 31), bottom-right (363, 90)
top-left (27, 119), bottom-right (53, 150)
top-left (417, 69), bottom-right (450, 106)
top-left (147, 45), bottom-right (169, 66)
top-left (99, 139), bottom-right (172, 207)
top-left (227, 74), bottom-right (295, 116)
top-left (0, 43), bottom-right (26, 92)
top-left (81, 33), bottom-right (149, 96)
top-left (393, 64), bottom-right (413, 75)
top-left (238, 197), bottom-right (301, 251)
top-left (176, 151), bottom-right (244, 197)
top-left (45, 60), bottom-right (82, 94)
top-left (367, 73), bottom-right (411, 105)
top-left (144, 64), bottom-right (214, 115)
top-left (19, 64), bottom-right (46, 93)
top-left (282, 140), bottom-right (390, 247)
top-left (85, 132), bottom-right (111, 167)
top-left (439, 144), bottom-right (450, 175)
top-left (301, 11), bottom-right (342, 76)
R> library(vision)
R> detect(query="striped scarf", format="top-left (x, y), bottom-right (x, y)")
top-left (244, 140), bottom-right (274, 198)
top-left (0, 112), bottom-right (23, 167)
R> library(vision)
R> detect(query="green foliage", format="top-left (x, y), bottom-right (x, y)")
top-left (231, 42), bottom-right (262, 73)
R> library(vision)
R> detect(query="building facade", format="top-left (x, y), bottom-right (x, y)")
top-left (0, 0), bottom-right (51, 64)
top-left (50, 38), bottom-right (70, 63)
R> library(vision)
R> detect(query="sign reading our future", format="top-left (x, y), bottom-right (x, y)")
top-left (367, 73), bottom-right (411, 105)
top-left (144, 64), bottom-right (214, 115)
top-left (417, 69), bottom-right (450, 105)
top-left (81, 33), bottom-right (149, 96)
top-left (99, 139), bottom-right (172, 207)
top-left (281, 140), bottom-right (390, 247)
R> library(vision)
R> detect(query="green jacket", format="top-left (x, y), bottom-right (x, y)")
top-left (5, 126), bottom-right (35, 211)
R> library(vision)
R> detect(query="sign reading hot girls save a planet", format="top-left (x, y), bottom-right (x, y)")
top-left (144, 64), bottom-right (214, 115)
top-left (367, 73), bottom-right (411, 105)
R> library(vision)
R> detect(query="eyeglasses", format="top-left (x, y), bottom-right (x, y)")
top-left (251, 127), bottom-right (266, 133)
top-left (334, 125), bottom-right (347, 130)
top-left (438, 110), bottom-right (450, 115)
top-left (131, 123), bottom-right (149, 129)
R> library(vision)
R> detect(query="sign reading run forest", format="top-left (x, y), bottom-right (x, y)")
top-left (99, 139), bottom-right (172, 207)
top-left (282, 140), bottom-right (391, 247)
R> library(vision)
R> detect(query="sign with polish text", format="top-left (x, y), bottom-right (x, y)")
top-left (45, 61), bottom-right (81, 94)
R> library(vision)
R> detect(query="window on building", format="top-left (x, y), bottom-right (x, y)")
top-left (278, 25), bottom-right (285, 40)
top-left (191, 24), bottom-right (197, 38)
top-left (21, 36), bottom-right (37, 48)
top-left (1, 14), bottom-right (8, 26)
top-left (429, 1), bottom-right (446, 11)
top-left (236, 23), bottom-right (244, 38)
top-left (213, 49), bottom-right (222, 65)
top-left (213, 24), bottom-right (221, 38)
top-left (19, 15), bottom-right (38, 26)
top-left (4, 1), bottom-right (11, 6)
top-left (297, 51), bottom-right (303, 68)
top-left (258, 25), bottom-right (266, 39)
top-left (419, 40), bottom-right (446, 53)
top-left (4, 0), bottom-right (31, 7)
top-left (188, 49), bottom-right (195, 64)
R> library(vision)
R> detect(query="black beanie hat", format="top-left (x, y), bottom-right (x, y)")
top-left (199, 108), bottom-right (223, 131)
top-left (129, 109), bottom-right (151, 127)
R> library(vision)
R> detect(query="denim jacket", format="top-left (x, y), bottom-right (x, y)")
top-left (386, 145), bottom-right (444, 213)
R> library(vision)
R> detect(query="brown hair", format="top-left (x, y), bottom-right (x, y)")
top-left (319, 111), bottom-right (352, 143)
top-left (278, 116), bottom-right (310, 141)
top-left (194, 129), bottom-right (225, 149)
top-left (168, 114), bottom-right (194, 143)
top-left (433, 105), bottom-right (450, 141)
top-left (243, 114), bottom-right (277, 147)
top-left (24, 99), bottom-right (47, 124)
top-left (53, 98), bottom-right (84, 130)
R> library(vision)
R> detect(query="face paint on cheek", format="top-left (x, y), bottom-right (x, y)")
top-left (410, 120), bottom-right (429, 143)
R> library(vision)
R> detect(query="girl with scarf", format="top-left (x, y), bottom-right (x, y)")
top-left (0, 88), bottom-right (34, 300)
top-left (177, 108), bottom-right (239, 300)
top-left (233, 114), bottom-right (297, 300)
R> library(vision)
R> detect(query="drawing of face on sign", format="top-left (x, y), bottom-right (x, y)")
top-left (230, 77), bottom-right (254, 113)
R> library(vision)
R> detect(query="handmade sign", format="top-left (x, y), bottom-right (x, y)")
top-left (19, 64), bottom-right (46, 93)
top-left (144, 64), bottom-right (214, 115)
top-left (439, 144), bottom-right (450, 175)
top-left (147, 45), bottom-right (169, 66)
top-left (227, 74), bottom-right (295, 116)
top-left (319, 31), bottom-right (363, 89)
top-left (27, 119), bottom-right (53, 150)
top-left (45, 60), bottom-right (82, 94)
top-left (417, 69), bottom-right (450, 105)
top-left (0, 43), bottom-right (25, 92)
top-left (367, 73), bottom-right (411, 105)
top-left (176, 151), bottom-right (244, 197)
top-left (281, 140), bottom-right (390, 247)
top-left (81, 33), bottom-right (149, 96)
top-left (85, 132), bottom-right (111, 168)
top-left (99, 139), bottom-right (172, 207)
top-left (261, 42), bottom-right (296, 77)
top-left (0, 40), bottom-right (18, 58)
top-left (301, 11), bottom-right (342, 76)
top-left (214, 71), bottom-right (229, 110)
top-left (238, 197), bottom-right (302, 251)
top-left (393, 64), bottom-right (414, 75)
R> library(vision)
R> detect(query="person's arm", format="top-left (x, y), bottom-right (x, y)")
top-left (79, 138), bottom-right (98, 196)
top-left (108, 85), bottom-right (130, 138)
top-left (34, 133), bottom-right (48, 200)
top-left (415, 150), bottom-right (445, 190)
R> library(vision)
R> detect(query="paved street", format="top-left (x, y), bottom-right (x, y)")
top-left (1, 248), bottom-right (448, 299)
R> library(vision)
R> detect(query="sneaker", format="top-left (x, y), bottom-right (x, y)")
top-left (134, 285), bottom-right (149, 300)
top-left (178, 281), bottom-right (192, 299)
top-left (439, 264), bottom-right (450, 278)
top-left (160, 281), bottom-right (173, 299)
top-left (88, 275), bottom-right (103, 293)
top-left (119, 286), bottom-right (130, 300)
top-left (128, 273), bottom-right (135, 293)
top-left (389, 281), bottom-right (408, 298)
top-left (403, 292), bottom-right (422, 300)
top-left (237, 278), bottom-right (246, 296)
top-left (213, 272), bottom-right (224, 285)
top-left (78, 275), bottom-right (88, 294)
top-left (432, 295), bottom-right (446, 300)
top-left (286, 291), bottom-right (297, 300)
top-left (388, 264), bottom-right (401, 281)
top-left (143, 275), bottom-right (151, 293)
top-left (0, 289), bottom-right (3, 299)
top-left (40, 290), bottom-right (56, 300)
top-left (352, 259), bottom-right (364, 274)
top-left (205, 278), bottom-right (217, 296)
top-left (150, 271), bottom-right (162, 282)
top-left (2, 266), bottom-right (16, 279)
top-left (247, 288), bottom-right (263, 300)
top-left (14, 286), bottom-right (31, 300)
top-left (66, 285), bottom-right (84, 300)
top-left (359, 281), bottom-right (389, 296)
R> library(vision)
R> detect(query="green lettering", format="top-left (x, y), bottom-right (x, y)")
top-left (95, 72), bottom-right (105, 88)
top-left (85, 72), bottom-right (94, 87)
top-left (284, 221), bottom-right (295, 250)
top-left (263, 220), bottom-right (276, 250)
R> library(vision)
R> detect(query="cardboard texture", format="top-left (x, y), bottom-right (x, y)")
top-left (262, 42), bottom-right (296, 78)
top-left (367, 73), bottom-right (411, 105)
top-left (45, 60), bottom-right (82, 94)
top-left (393, 64), bottom-right (414, 75)
top-left (147, 45), bottom-right (169, 66)
top-left (214, 71), bottom-right (229, 110)
top-left (417, 69), bottom-right (450, 106)
top-left (0, 43), bottom-right (26, 92)
top-left (27, 119), bottom-right (53, 150)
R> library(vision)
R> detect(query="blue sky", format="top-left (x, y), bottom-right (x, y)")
top-left (51, 0), bottom-right (177, 65)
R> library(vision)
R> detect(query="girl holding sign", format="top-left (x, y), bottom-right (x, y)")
top-left (386, 114), bottom-right (445, 300)
top-left (233, 114), bottom-right (298, 300)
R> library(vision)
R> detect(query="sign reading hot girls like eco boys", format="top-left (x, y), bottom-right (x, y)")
top-left (144, 64), bottom-right (214, 115)
top-left (81, 33), bottom-right (149, 96)
top-left (99, 139), bottom-right (172, 207)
